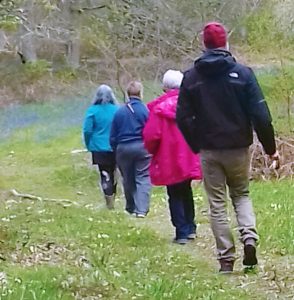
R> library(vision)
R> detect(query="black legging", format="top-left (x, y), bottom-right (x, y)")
top-left (97, 164), bottom-right (117, 196)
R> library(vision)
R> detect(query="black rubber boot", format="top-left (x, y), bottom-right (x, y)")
top-left (243, 244), bottom-right (258, 267)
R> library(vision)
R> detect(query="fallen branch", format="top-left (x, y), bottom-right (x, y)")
top-left (10, 189), bottom-right (79, 206)
top-left (250, 135), bottom-right (294, 180)
top-left (276, 137), bottom-right (294, 149)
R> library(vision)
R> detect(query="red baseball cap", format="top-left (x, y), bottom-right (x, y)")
top-left (203, 22), bottom-right (227, 49)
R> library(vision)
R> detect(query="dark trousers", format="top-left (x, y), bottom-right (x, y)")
top-left (166, 180), bottom-right (196, 239)
top-left (97, 164), bottom-right (117, 196)
top-left (116, 141), bottom-right (151, 215)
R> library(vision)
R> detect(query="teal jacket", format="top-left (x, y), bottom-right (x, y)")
top-left (83, 103), bottom-right (119, 152)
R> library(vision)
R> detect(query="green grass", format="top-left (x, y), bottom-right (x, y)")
top-left (0, 125), bottom-right (293, 299)
top-left (252, 181), bottom-right (294, 255)
top-left (0, 205), bottom-right (258, 299)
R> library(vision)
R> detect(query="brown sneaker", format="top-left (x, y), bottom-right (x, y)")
top-left (219, 260), bottom-right (234, 274)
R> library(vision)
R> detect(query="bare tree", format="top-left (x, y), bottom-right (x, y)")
top-left (0, 0), bottom-right (269, 74)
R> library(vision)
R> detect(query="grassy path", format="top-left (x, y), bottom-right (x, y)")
top-left (140, 194), bottom-right (294, 300)
top-left (0, 122), bottom-right (293, 299)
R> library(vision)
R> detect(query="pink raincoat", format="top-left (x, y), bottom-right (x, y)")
top-left (143, 89), bottom-right (202, 186)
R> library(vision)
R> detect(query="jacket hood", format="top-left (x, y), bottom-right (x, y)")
top-left (195, 49), bottom-right (235, 76)
top-left (147, 89), bottom-right (179, 119)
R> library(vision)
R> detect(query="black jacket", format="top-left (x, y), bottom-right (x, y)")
top-left (176, 50), bottom-right (276, 155)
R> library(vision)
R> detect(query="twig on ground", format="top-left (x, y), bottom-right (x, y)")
top-left (9, 189), bottom-right (79, 206)
top-left (10, 189), bottom-right (42, 201)
top-left (71, 149), bottom-right (87, 154)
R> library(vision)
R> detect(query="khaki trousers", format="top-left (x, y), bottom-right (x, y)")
top-left (200, 148), bottom-right (258, 261)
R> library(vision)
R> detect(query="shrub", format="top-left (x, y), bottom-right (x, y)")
top-left (0, 15), bottom-right (19, 31)
top-left (258, 66), bottom-right (294, 133)
top-left (23, 59), bottom-right (51, 80)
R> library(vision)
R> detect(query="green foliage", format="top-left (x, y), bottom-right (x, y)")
top-left (0, 0), bottom-right (20, 31)
top-left (22, 60), bottom-right (51, 81)
top-left (245, 6), bottom-right (293, 54)
top-left (257, 67), bottom-right (294, 133)
top-left (246, 10), bottom-right (278, 51)
top-left (0, 15), bottom-right (19, 31)
top-left (54, 68), bottom-right (77, 82)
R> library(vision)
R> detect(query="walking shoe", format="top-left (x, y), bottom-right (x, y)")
top-left (219, 260), bottom-right (234, 274)
top-left (243, 244), bottom-right (258, 267)
top-left (187, 233), bottom-right (197, 240)
top-left (136, 213), bottom-right (146, 218)
top-left (124, 210), bottom-right (136, 216)
top-left (105, 195), bottom-right (114, 209)
top-left (173, 238), bottom-right (188, 245)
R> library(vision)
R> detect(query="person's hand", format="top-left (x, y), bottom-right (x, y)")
top-left (269, 151), bottom-right (280, 170)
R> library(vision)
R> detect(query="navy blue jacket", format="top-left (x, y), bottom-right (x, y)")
top-left (110, 97), bottom-right (149, 149)
top-left (176, 50), bottom-right (276, 155)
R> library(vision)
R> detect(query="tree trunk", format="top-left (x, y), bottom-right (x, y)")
top-left (0, 30), bottom-right (8, 51)
top-left (60, 0), bottom-right (81, 69)
top-left (20, 32), bottom-right (37, 62)
top-left (66, 36), bottom-right (80, 69)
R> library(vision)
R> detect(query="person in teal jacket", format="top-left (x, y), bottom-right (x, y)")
top-left (83, 84), bottom-right (119, 209)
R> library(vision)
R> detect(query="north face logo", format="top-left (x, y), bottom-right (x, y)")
top-left (229, 72), bottom-right (239, 78)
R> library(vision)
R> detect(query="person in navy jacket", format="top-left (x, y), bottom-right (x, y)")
top-left (110, 81), bottom-right (151, 218)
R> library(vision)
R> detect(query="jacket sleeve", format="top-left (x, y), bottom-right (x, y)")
top-left (176, 83), bottom-right (200, 153)
top-left (143, 104), bottom-right (149, 123)
top-left (245, 69), bottom-right (276, 155)
top-left (83, 110), bottom-right (94, 150)
top-left (143, 111), bottom-right (162, 155)
top-left (110, 114), bottom-right (118, 150)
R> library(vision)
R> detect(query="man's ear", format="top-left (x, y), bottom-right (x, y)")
top-left (201, 39), bottom-right (206, 50)
top-left (226, 41), bottom-right (230, 51)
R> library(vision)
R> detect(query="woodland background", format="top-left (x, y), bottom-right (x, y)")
top-left (0, 0), bottom-right (293, 110)
top-left (0, 2), bottom-right (293, 299)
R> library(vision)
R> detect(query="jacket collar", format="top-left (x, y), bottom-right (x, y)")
top-left (128, 96), bottom-right (142, 102)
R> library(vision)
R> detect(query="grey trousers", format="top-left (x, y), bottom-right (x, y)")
top-left (200, 148), bottom-right (258, 261)
top-left (116, 141), bottom-right (151, 215)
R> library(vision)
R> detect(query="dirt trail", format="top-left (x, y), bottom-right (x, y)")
top-left (137, 202), bottom-right (294, 300)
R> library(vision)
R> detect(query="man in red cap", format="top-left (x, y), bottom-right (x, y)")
top-left (176, 22), bottom-right (279, 273)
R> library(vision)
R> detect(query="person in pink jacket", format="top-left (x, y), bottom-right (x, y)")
top-left (143, 70), bottom-right (202, 244)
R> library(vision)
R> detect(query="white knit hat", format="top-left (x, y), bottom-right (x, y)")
top-left (162, 69), bottom-right (183, 89)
